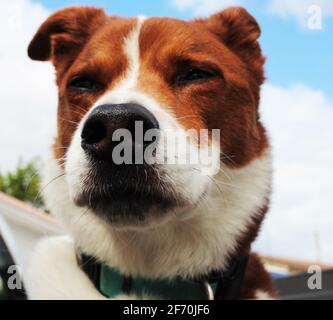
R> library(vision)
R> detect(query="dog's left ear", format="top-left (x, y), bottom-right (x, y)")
top-left (196, 7), bottom-right (265, 85)
top-left (28, 7), bottom-right (107, 67)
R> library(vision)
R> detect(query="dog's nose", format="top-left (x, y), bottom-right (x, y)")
top-left (81, 103), bottom-right (159, 161)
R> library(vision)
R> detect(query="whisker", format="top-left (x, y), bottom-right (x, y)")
top-left (220, 152), bottom-right (236, 167)
top-left (60, 117), bottom-right (79, 126)
top-left (53, 146), bottom-right (69, 151)
top-left (33, 173), bottom-right (66, 205)
top-left (24, 169), bottom-right (42, 193)
top-left (69, 108), bottom-right (86, 118)
top-left (175, 115), bottom-right (202, 121)
top-left (68, 103), bottom-right (88, 114)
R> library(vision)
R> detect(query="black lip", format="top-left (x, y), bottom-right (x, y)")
top-left (76, 162), bottom-right (180, 220)
top-left (76, 186), bottom-right (177, 221)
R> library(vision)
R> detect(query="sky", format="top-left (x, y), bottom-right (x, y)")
top-left (0, 0), bottom-right (332, 264)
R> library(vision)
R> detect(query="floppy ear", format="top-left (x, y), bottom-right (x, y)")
top-left (196, 7), bottom-right (265, 85)
top-left (28, 7), bottom-right (106, 63)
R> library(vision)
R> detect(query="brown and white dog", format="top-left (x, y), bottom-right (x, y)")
top-left (25, 6), bottom-right (276, 299)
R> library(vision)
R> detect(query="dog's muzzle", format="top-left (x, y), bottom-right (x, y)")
top-left (75, 103), bottom-right (178, 223)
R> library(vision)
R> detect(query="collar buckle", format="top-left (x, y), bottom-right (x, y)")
top-left (203, 281), bottom-right (215, 300)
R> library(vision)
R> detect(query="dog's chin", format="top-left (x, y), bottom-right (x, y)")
top-left (73, 188), bottom-right (193, 230)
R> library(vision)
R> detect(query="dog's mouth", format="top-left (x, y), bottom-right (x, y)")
top-left (76, 184), bottom-right (177, 220)
top-left (73, 163), bottom-right (185, 226)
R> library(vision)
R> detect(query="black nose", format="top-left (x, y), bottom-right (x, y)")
top-left (81, 103), bottom-right (159, 162)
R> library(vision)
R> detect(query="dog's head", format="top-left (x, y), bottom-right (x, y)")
top-left (29, 7), bottom-right (270, 273)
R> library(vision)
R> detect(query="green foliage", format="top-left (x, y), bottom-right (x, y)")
top-left (0, 159), bottom-right (45, 209)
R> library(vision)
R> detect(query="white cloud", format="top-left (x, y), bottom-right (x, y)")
top-left (254, 83), bottom-right (333, 264)
top-left (170, 0), bottom-right (243, 16)
top-left (0, 0), bottom-right (57, 172)
top-left (267, 0), bottom-right (333, 27)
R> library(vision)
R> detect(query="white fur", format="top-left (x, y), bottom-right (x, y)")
top-left (26, 17), bottom-right (272, 299)
top-left (24, 236), bottom-right (106, 299)
top-left (24, 235), bottom-right (150, 299)
top-left (255, 290), bottom-right (275, 300)
top-left (45, 151), bottom-right (271, 279)
top-left (118, 15), bottom-right (146, 91)
top-left (27, 152), bottom-right (271, 299)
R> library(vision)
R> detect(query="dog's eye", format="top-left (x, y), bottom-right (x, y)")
top-left (176, 69), bottom-right (218, 85)
top-left (68, 76), bottom-right (102, 92)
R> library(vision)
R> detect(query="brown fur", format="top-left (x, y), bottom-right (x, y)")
top-left (240, 253), bottom-right (278, 299)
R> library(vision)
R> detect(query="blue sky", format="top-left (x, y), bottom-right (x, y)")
top-left (38, 0), bottom-right (333, 99)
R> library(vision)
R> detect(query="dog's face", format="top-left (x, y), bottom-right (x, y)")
top-left (29, 7), bottom-right (268, 230)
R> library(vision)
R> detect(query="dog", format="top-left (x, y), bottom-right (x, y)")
top-left (25, 6), bottom-right (276, 300)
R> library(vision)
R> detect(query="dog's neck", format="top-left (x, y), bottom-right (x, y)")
top-left (44, 152), bottom-right (271, 279)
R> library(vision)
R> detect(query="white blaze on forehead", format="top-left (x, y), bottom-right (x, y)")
top-left (116, 16), bottom-right (147, 91)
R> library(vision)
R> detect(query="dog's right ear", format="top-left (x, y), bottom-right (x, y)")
top-left (28, 7), bottom-right (106, 63)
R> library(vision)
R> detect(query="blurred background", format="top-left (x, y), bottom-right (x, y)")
top-left (0, 0), bottom-right (333, 299)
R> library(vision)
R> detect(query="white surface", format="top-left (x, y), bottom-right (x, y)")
top-left (0, 193), bottom-right (63, 277)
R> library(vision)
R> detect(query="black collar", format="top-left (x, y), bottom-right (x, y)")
top-left (78, 253), bottom-right (249, 300)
